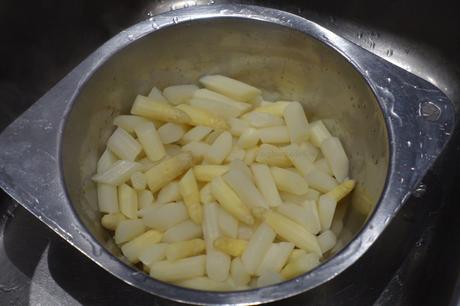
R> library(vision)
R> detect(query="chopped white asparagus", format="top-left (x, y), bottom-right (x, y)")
top-left (101, 213), bottom-right (126, 231)
top-left (276, 202), bottom-right (320, 235)
top-left (138, 157), bottom-right (158, 172)
top-left (93, 160), bottom-right (143, 185)
top-left (97, 183), bottom-right (119, 214)
top-left (204, 129), bottom-right (223, 144)
top-left (318, 230), bottom-right (337, 253)
top-left (137, 189), bottom-right (154, 209)
top-left (158, 122), bottom-right (185, 144)
top-left (139, 243), bottom-right (167, 266)
top-left (318, 195), bottom-right (337, 231)
top-left (283, 102), bottom-right (309, 143)
top-left (280, 253), bottom-right (320, 279)
top-left (304, 168), bottom-right (338, 193)
top-left (264, 210), bottom-right (322, 256)
top-left (131, 95), bottom-right (191, 124)
top-left (225, 147), bottom-right (246, 162)
top-left (205, 131), bottom-right (233, 164)
top-left (242, 112), bottom-right (284, 128)
top-left (156, 181), bottom-right (181, 204)
top-left (193, 165), bottom-right (229, 182)
top-left (223, 169), bottom-right (269, 211)
top-left (134, 121), bottom-right (166, 161)
top-left (176, 104), bottom-right (228, 129)
top-left (144, 152), bottom-right (193, 193)
top-left (228, 118), bottom-right (250, 136)
top-left (257, 271), bottom-right (284, 287)
top-left (107, 127), bottom-right (142, 161)
top-left (182, 125), bottom-right (213, 143)
top-left (256, 144), bottom-right (292, 167)
top-left (231, 258), bottom-right (251, 286)
top-left (97, 149), bottom-right (117, 174)
top-left (309, 120), bottom-right (332, 147)
top-left (258, 126), bottom-right (290, 144)
top-left (179, 169), bottom-right (202, 224)
top-left (237, 128), bottom-right (259, 149)
top-left (118, 184), bottom-right (138, 219)
top-left (113, 115), bottom-right (149, 133)
top-left (299, 142), bottom-right (320, 161)
top-left (241, 223), bottom-right (276, 275)
top-left (315, 158), bottom-right (333, 175)
top-left (148, 86), bottom-right (169, 104)
top-left (162, 220), bottom-right (203, 243)
top-left (282, 143), bottom-right (315, 176)
top-left (182, 141), bottom-right (210, 162)
top-left (270, 167), bottom-right (309, 195)
top-left (238, 224), bottom-right (254, 240)
top-left (114, 219), bottom-right (146, 245)
top-left (320, 137), bottom-right (349, 182)
top-left (200, 75), bottom-right (261, 102)
top-left (218, 207), bottom-right (239, 238)
top-left (228, 159), bottom-right (253, 181)
top-left (194, 88), bottom-right (252, 114)
top-left (210, 176), bottom-right (254, 225)
top-left (121, 230), bottom-right (163, 263)
top-left (244, 146), bottom-right (259, 165)
top-left (163, 84), bottom-right (199, 105)
top-left (190, 97), bottom-right (242, 118)
top-left (200, 183), bottom-right (215, 204)
top-left (253, 101), bottom-right (290, 116)
top-left (165, 238), bottom-right (206, 261)
top-left (203, 202), bottom-right (231, 281)
top-left (213, 237), bottom-right (248, 257)
top-left (302, 200), bottom-right (322, 235)
top-left (251, 163), bottom-right (283, 207)
top-left (256, 242), bottom-right (294, 276)
top-left (142, 202), bottom-right (189, 231)
top-left (150, 255), bottom-right (206, 282)
top-left (130, 172), bottom-right (146, 190)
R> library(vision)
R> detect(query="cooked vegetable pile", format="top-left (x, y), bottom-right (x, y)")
top-left (92, 75), bottom-right (355, 290)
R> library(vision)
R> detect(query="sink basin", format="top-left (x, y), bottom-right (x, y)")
top-left (0, 1), bottom-right (459, 305)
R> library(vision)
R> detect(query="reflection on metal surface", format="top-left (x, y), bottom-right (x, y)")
top-left (0, 4), bottom-right (456, 305)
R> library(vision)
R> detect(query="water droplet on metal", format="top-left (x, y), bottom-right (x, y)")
top-left (387, 77), bottom-right (391, 83)
top-left (386, 49), bottom-right (393, 56)
top-left (147, 11), bottom-right (154, 18)
top-left (127, 34), bottom-right (134, 41)
top-left (357, 32), bottom-right (363, 39)
top-left (172, 16), bottom-right (179, 24)
top-left (419, 101), bottom-right (441, 121)
top-left (413, 183), bottom-right (426, 198)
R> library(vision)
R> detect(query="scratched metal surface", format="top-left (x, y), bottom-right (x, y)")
top-left (1, 0), bottom-right (460, 305)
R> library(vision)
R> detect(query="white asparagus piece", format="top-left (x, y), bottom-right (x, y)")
top-left (228, 118), bottom-right (250, 136)
top-left (242, 112), bottom-right (284, 128)
top-left (138, 189), bottom-right (154, 209)
top-left (238, 224), bottom-right (254, 240)
top-left (253, 101), bottom-right (290, 116)
top-left (304, 168), bottom-right (338, 193)
top-left (231, 258), bottom-right (251, 287)
top-left (256, 144), bottom-right (291, 167)
top-left (200, 75), bottom-right (261, 102)
top-left (225, 147), bottom-right (246, 162)
top-left (130, 171), bottom-right (146, 190)
top-left (121, 230), bottom-right (163, 263)
top-left (200, 183), bottom-right (215, 204)
top-left (320, 137), bottom-right (349, 182)
top-left (228, 159), bottom-right (253, 181)
top-left (163, 84), bottom-right (199, 105)
top-left (244, 146), bottom-right (259, 165)
top-left (317, 230), bottom-right (337, 253)
top-left (148, 86), bottom-right (169, 104)
top-left (113, 115), bottom-right (149, 133)
top-left (205, 131), bottom-right (233, 164)
top-left (258, 126), bottom-right (290, 144)
top-left (223, 169), bottom-right (269, 210)
top-left (150, 255), bottom-right (206, 282)
top-left (142, 202), bottom-right (189, 231)
top-left (97, 184), bottom-right (118, 214)
top-left (203, 202), bottom-right (231, 281)
top-left (179, 169), bottom-right (203, 224)
top-left (165, 238), bottom-right (206, 261)
top-left (299, 142), bottom-right (319, 161)
top-left (276, 202), bottom-right (320, 235)
top-left (156, 181), bottom-right (181, 204)
top-left (97, 149), bottom-right (117, 174)
top-left (92, 160), bottom-right (142, 185)
top-left (139, 243), bottom-right (167, 266)
top-left (218, 207), bottom-right (238, 238)
top-left (158, 122), bottom-right (185, 144)
top-left (318, 195), bottom-right (337, 230)
top-left (270, 167), bottom-right (309, 195)
top-left (302, 200), bottom-right (322, 235)
top-left (256, 242), bottom-right (295, 276)
top-left (182, 125), bottom-right (213, 143)
top-left (257, 271), bottom-right (284, 287)
top-left (190, 97), bottom-right (242, 119)
top-left (315, 158), bottom-right (333, 175)
top-left (283, 102), bottom-right (309, 143)
top-left (134, 121), bottom-right (166, 162)
top-left (176, 104), bottom-right (228, 130)
top-left (281, 253), bottom-right (320, 279)
top-left (241, 223), bottom-right (276, 275)
top-left (101, 213), bottom-right (126, 231)
top-left (107, 127), bottom-right (142, 161)
top-left (282, 143), bottom-right (315, 176)
top-left (131, 95), bottom-right (191, 124)
top-left (309, 120), bottom-right (332, 147)
top-left (194, 88), bottom-right (252, 114)
top-left (162, 220), bottom-right (203, 243)
top-left (193, 164), bottom-right (229, 182)
top-left (118, 183), bottom-right (138, 219)
top-left (114, 219), bottom-right (146, 245)
top-left (251, 163), bottom-right (283, 207)
top-left (182, 141), bottom-right (210, 162)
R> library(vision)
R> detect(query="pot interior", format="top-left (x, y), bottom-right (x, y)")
top-left (62, 17), bottom-right (389, 265)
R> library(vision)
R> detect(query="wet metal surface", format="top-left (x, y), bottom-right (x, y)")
top-left (1, 0), bottom-right (460, 305)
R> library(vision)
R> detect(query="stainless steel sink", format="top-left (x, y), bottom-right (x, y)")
top-left (1, 0), bottom-right (459, 305)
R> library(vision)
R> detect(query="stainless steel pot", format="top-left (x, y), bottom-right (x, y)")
top-left (0, 4), bottom-right (454, 305)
